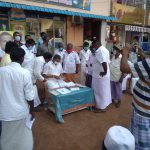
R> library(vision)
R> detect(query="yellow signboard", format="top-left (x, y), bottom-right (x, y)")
top-left (112, 3), bottom-right (145, 25)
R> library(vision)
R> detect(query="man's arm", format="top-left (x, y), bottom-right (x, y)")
top-left (120, 46), bottom-right (131, 74)
top-left (27, 100), bottom-right (34, 120)
top-left (100, 62), bottom-right (107, 77)
top-left (76, 64), bottom-right (79, 74)
top-left (24, 71), bottom-right (35, 120)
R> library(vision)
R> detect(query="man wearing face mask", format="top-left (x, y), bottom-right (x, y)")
top-left (55, 43), bottom-right (66, 61)
top-left (13, 31), bottom-right (23, 47)
top-left (63, 43), bottom-right (80, 82)
top-left (43, 55), bottom-right (63, 85)
top-left (79, 42), bottom-right (91, 85)
top-left (37, 35), bottom-right (51, 56)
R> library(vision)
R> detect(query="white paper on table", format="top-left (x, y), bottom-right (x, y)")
top-left (25, 114), bottom-right (35, 130)
top-left (66, 82), bottom-right (76, 87)
top-left (75, 83), bottom-right (86, 88)
top-left (56, 88), bottom-right (71, 94)
top-left (70, 87), bottom-right (80, 91)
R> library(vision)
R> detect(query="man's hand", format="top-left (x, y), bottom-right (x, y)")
top-left (54, 75), bottom-right (60, 79)
top-left (76, 70), bottom-right (79, 74)
top-left (43, 78), bottom-right (47, 82)
top-left (100, 72), bottom-right (106, 77)
top-left (30, 110), bottom-right (35, 121)
top-left (122, 44), bottom-right (131, 56)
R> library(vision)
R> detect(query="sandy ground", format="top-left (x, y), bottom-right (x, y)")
top-left (33, 91), bottom-right (132, 150)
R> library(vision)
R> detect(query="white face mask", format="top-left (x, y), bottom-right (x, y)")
top-left (113, 50), bottom-right (117, 55)
top-left (15, 36), bottom-right (21, 42)
top-left (28, 46), bottom-right (33, 50)
top-left (54, 61), bottom-right (59, 65)
top-left (84, 47), bottom-right (89, 51)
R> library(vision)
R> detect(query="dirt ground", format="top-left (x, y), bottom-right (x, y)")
top-left (33, 91), bottom-right (132, 150)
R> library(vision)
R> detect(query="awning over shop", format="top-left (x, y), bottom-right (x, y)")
top-left (0, 1), bottom-right (117, 21)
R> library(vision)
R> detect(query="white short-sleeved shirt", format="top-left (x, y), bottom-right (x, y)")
top-left (21, 45), bottom-right (35, 75)
top-left (92, 46), bottom-right (110, 78)
top-left (43, 61), bottom-right (63, 76)
top-left (79, 49), bottom-right (91, 67)
top-left (63, 51), bottom-right (80, 73)
top-left (33, 56), bottom-right (45, 83)
top-left (55, 49), bottom-right (66, 61)
top-left (0, 47), bottom-right (5, 58)
top-left (0, 62), bottom-right (34, 121)
top-left (110, 54), bottom-right (122, 82)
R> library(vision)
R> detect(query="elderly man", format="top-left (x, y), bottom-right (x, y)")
top-left (0, 48), bottom-right (34, 150)
top-left (92, 40), bottom-right (112, 112)
top-left (63, 43), bottom-right (80, 82)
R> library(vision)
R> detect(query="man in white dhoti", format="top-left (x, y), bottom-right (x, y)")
top-left (92, 40), bottom-right (112, 112)
top-left (0, 48), bottom-right (34, 150)
top-left (21, 40), bottom-right (41, 108)
top-left (79, 42), bottom-right (91, 85)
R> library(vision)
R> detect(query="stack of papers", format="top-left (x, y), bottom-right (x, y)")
top-left (66, 82), bottom-right (76, 87)
top-left (70, 87), bottom-right (80, 91)
top-left (75, 84), bottom-right (86, 88)
top-left (56, 88), bottom-right (71, 94)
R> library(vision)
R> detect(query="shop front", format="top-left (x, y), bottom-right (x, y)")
top-left (0, 0), bottom-right (116, 50)
top-left (106, 2), bottom-right (149, 50)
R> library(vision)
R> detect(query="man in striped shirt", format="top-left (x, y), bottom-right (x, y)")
top-left (120, 45), bottom-right (150, 150)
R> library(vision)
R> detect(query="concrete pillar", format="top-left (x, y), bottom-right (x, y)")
top-left (100, 20), bottom-right (107, 47)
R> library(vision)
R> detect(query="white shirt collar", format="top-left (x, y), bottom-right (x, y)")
top-left (9, 62), bottom-right (22, 67)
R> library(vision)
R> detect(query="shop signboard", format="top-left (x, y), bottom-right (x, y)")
top-left (112, 2), bottom-right (145, 25)
top-left (28, 0), bottom-right (91, 10)
top-left (10, 8), bottom-right (26, 41)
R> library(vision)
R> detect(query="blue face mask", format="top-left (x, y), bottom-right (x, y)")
top-left (84, 47), bottom-right (89, 51)
top-left (28, 46), bottom-right (33, 50)
top-left (59, 48), bottom-right (63, 51)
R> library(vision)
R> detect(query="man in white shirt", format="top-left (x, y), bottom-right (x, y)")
top-left (79, 42), bottom-right (91, 85)
top-left (43, 54), bottom-right (64, 105)
top-left (55, 43), bottom-right (66, 61)
top-left (33, 52), bottom-right (52, 104)
top-left (110, 45), bottom-right (124, 108)
top-left (92, 40), bottom-right (112, 112)
top-left (21, 39), bottom-right (42, 108)
top-left (63, 43), bottom-right (80, 82)
top-left (0, 48), bottom-right (34, 150)
top-left (43, 54), bottom-right (64, 90)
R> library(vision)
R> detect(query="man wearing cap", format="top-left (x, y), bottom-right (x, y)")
top-left (110, 45), bottom-right (124, 107)
top-left (101, 126), bottom-right (135, 150)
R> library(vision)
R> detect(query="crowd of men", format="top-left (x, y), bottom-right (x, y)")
top-left (0, 31), bottom-right (150, 150)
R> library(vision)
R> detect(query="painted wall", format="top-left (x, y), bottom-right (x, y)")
top-left (1, 0), bottom-right (111, 16)
top-left (67, 16), bottom-right (83, 51)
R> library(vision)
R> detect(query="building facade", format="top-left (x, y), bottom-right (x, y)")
top-left (106, 0), bottom-right (150, 51)
top-left (0, 0), bottom-right (115, 50)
